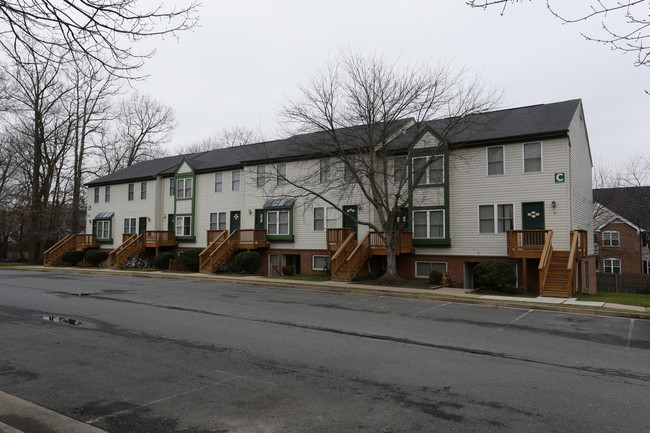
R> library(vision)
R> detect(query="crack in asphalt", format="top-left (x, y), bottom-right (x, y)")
top-left (45, 293), bottom-right (650, 385)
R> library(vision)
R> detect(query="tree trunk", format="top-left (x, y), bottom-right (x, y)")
top-left (383, 229), bottom-right (399, 278)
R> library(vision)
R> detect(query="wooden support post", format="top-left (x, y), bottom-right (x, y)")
top-left (522, 259), bottom-right (528, 292)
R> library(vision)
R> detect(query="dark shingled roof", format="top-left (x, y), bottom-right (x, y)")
top-left (594, 186), bottom-right (650, 231)
top-left (87, 99), bottom-right (583, 186)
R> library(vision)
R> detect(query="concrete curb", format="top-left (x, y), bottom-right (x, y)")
top-left (6, 265), bottom-right (650, 320)
top-left (0, 390), bottom-right (108, 433)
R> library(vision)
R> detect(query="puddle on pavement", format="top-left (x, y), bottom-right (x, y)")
top-left (42, 315), bottom-right (82, 326)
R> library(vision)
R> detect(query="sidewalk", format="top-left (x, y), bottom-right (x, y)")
top-left (0, 390), bottom-right (108, 433)
top-left (9, 265), bottom-right (650, 319)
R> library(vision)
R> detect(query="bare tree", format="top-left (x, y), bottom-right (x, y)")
top-left (0, 1), bottom-right (199, 78)
top-left (176, 125), bottom-right (260, 154)
top-left (274, 50), bottom-right (501, 280)
top-left (90, 93), bottom-right (175, 176)
top-left (467, 1), bottom-right (650, 70)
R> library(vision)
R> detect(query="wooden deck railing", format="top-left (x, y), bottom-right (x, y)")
top-left (537, 231), bottom-right (554, 289)
top-left (207, 230), bottom-right (228, 244)
top-left (144, 231), bottom-right (176, 247)
top-left (44, 234), bottom-right (99, 266)
top-left (122, 233), bottom-right (137, 243)
top-left (199, 229), bottom-right (268, 273)
top-left (237, 229), bottom-right (268, 249)
top-left (326, 228), bottom-right (355, 252)
top-left (345, 232), bottom-right (372, 280)
top-left (507, 230), bottom-right (551, 258)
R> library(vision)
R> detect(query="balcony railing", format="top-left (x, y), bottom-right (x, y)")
top-left (144, 231), bottom-right (177, 247)
top-left (507, 230), bottom-right (552, 258)
top-left (326, 228), bottom-right (355, 252)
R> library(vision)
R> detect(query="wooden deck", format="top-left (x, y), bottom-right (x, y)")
top-left (44, 234), bottom-right (99, 266)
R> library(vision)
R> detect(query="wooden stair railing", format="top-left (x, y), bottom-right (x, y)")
top-left (109, 233), bottom-right (145, 269)
top-left (345, 232), bottom-right (372, 280)
top-left (330, 232), bottom-right (357, 281)
top-left (199, 230), bottom-right (239, 274)
top-left (43, 234), bottom-right (76, 266)
top-left (199, 230), bottom-right (229, 273)
top-left (538, 231), bottom-right (554, 291)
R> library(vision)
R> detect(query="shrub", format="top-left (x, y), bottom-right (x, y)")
top-left (84, 249), bottom-right (109, 266)
top-left (429, 270), bottom-right (443, 286)
top-left (474, 261), bottom-right (517, 290)
top-left (282, 265), bottom-right (295, 276)
top-left (233, 251), bottom-right (263, 274)
top-left (61, 250), bottom-right (85, 266)
top-left (153, 252), bottom-right (176, 270)
top-left (178, 249), bottom-right (201, 272)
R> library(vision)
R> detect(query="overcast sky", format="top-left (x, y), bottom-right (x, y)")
top-left (135, 1), bottom-right (648, 170)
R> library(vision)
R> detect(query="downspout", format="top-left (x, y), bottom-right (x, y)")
top-left (567, 133), bottom-right (573, 231)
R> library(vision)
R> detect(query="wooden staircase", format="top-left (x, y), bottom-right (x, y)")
top-left (199, 229), bottom-right (269, 274)
top-left (538, 230), bottom-right (588, 297)
top-left (109, 233), bottom-right (145, 269)
top-left (329, 230), bottom-right (413, 282)
top-left (44, 234), bottom-right (99, 266)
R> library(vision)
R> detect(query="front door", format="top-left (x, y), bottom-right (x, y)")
top-left (138, 217), bottom-right (147, 234)
top-left (393, 207), bottom-right (409, 231)
top-left (254, 209), bottom-right (265, 229)
top-left (167, 214), bottom-right (175, 231)
top-left (230, 211), bottom-right (241, 232)
top-left (342, 205), bottom-right (358, 240)
top-left (522, 202), bottom-right (545, 230)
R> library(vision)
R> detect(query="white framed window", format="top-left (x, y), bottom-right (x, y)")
top-left (214, 172), bottom-right (223, 193)
top-left (97, 220), bottom-right (110, 239)
top-left (176, 178), bottom-right (193, 199)
top-left (415, 261), bottom-right (447, 278)
top-left (128, 183), bottom-right (134, 201)
top-left (257, 166), bottom-right (266, 188)
top-left (105, 186), bottom-right (110, 202)
top-left (123, 218), bottom-right (137, 234)
top-left (487, 146), bottom-right (504, 176)
top-left (602, 231), bottom-right (620, 247)
top-left (313, 206), bottom-right (337, 231)
top-left (319, 159), bottom-right (330, 183)
top-left (413, 155), bottom-right (444, 185)
top-left (175, 216), bottom-right (192, 237)
top-left (413, 210), bottom-right (444, 239)
top-left (267, 210), bottom-right (289, 235)
top-left (603, 258), bottom-right (621, 274)
top-left (169, 178), bottom-right (175, 196)
top-left (140, 182), bottom-right (147, 200)
top-left (393, 155), bottom-right (407, 183)
top-left (276, 163), bottom-right (287, 186)
top-left (523, 141), bottom-right (542, 173)
top-left (643, 260), bottom-right (649, 274)
top-left (479, 204), bottom-right (514, 234)
top-left (232, 170), bottom-right (240, 191)
top-left (94, 188), bottom-right (99, 203)
top-left (210, 212), bottom-right (226, 230)
top-left (312, 255), bottom-right (329, 271)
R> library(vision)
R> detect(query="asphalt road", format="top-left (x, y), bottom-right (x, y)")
top-left (0, 269), bottom-right (649, 433)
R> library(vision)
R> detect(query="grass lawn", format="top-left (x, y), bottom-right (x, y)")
top-left (576, 292), bottom-right (650, 308)
top-left (0, 262), bottom-right (29, 268)
top-left (278, 274), bottom-right (330, 282)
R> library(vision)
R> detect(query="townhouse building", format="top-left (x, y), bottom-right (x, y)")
top-left (46, 99), bottom-right (596, 296)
